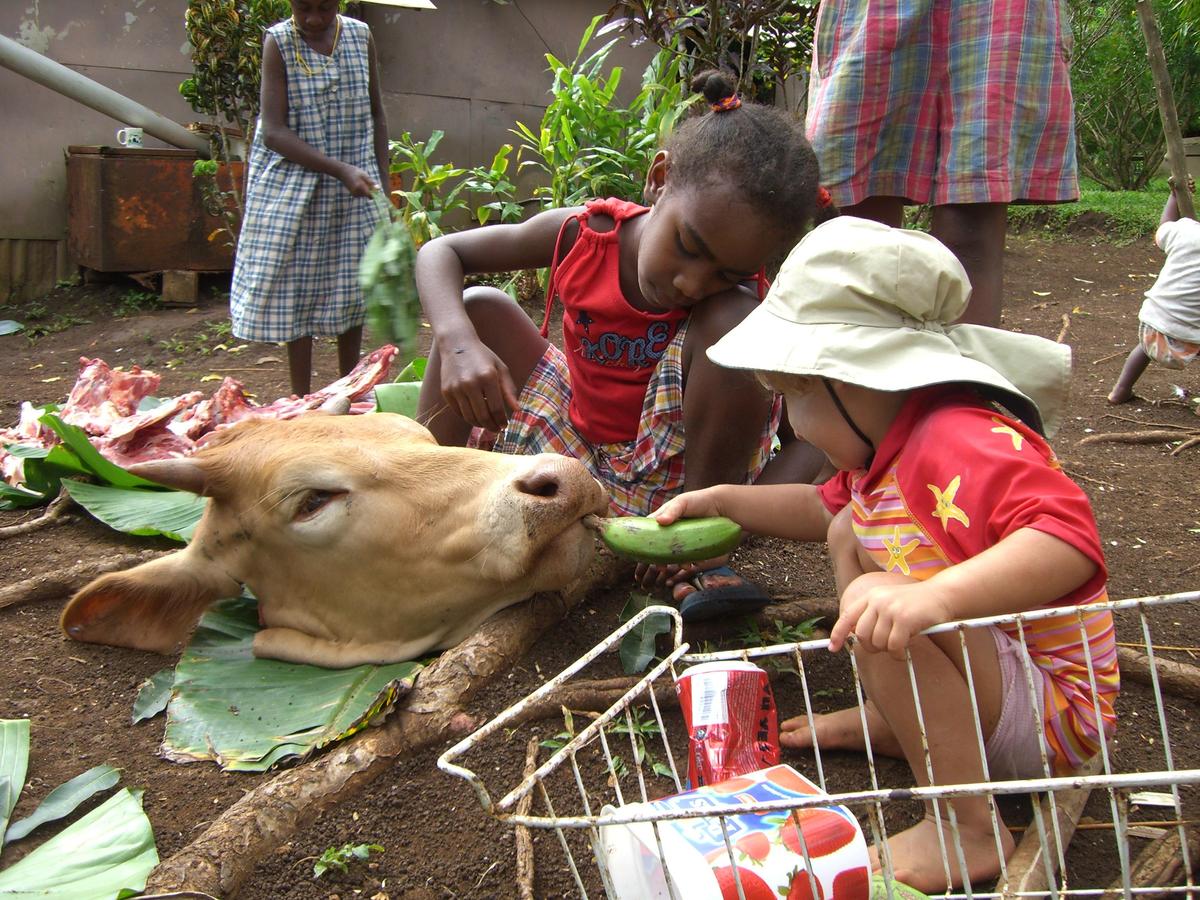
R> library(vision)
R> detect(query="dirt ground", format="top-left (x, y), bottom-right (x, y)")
top-left (1, 226), bottom-right (1198, 899)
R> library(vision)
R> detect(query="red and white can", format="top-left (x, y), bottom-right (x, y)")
top-left (675, 660), bottom-right (780, 788)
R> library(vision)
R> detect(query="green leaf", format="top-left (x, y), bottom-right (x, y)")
top-left (0, 320), bottom-right (23, 335)
top-left (0, 719), bottom-right (31, 854)
top-left (4, 765), bottom-right (121, 844)
top-left (162, 596), bottom-right (424, 772)
top-left (394, 357), bottom-right (427, 383)
top-left (61, 480), bottom-right (207, 543)
top-left (131, 668), bottom-right (175, 725)
top-left (39, 415), bottom-right (161, 489)
top-left (372, 382), bottom-right (422, 418)
top-left (617, 592), bottom-right (671, 675)
top-left (0, 483), bottom-right (49, 511)
top-left (0, 788), bottom-right (157, 898)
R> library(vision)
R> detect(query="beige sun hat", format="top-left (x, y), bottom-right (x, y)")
top-left (707, 216), bottom-right (1072, 436)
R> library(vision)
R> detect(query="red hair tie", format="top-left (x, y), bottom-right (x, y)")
top-left (710, 94), bottom-right (742, 113)
top-left (816, 186), bottom-right (832, 208)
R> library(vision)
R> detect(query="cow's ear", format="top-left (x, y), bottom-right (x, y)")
top-left (60, 552), bottom-right (241, 655)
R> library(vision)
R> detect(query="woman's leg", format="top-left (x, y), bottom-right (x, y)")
top-left (287, 336), bottom-right (313, 397)
top-left (932, 203), bottom-right (1008, 327)
top-left (417, 287), bottom-right (548, 446)
top-left (336, 325), bottom-right (363, 376)
top-left (1108, 345), bottom-right (1151, 404)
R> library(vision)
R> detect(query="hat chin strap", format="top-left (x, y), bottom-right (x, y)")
top-left (822, 378), bottom-right (875, 462)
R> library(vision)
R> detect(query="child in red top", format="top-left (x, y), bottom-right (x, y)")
top-left (654, 217), bottom-right (1117, 893)
top-left (416, 71), bottom-right (834, 616)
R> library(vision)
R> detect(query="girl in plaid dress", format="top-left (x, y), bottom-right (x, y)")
top-left (231, 0), bottom-right (389, 396)
top-left (416, 71), bottom-right (834, 619)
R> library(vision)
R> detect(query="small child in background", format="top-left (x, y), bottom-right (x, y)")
top-left (1108, 176), bottom-right (1200, 404)
top-left (231, 0), bottom-right (389, 397)
top-left (416, 70), bottom-right (835, 620)
top-left (654, 217), bottom-right (1118, 892)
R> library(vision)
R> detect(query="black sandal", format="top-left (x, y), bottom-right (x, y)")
top-left (678, 565), bottom-right (770, 623)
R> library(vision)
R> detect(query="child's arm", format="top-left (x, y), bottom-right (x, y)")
top-left (258, 34), bottom-right (377, 196)
top-left (367, 33), bottom-right (389, 188)
top-left (1161, 175), bottom-right (1196, 226)
top-left (415, 208), bottom-right (579, 426)
top-left (829, 527), bottom-right (1098, 655)
top-left (653, 482), bottom-right (834, 543)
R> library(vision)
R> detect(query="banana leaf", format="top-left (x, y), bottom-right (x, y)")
top-left (62, 479), bottom-right (207, 543)
top-left (38, 414), bottom-right (161, 490)
top-left (0, 320), bottom-right (23, 335)
top-left (373, 382), bottom-right (422, 418)
top-left (0, 719), bottom-right (30, 853)
top-left (0, 788), bottom-right (157, 899)
top-left (131, 668), bottom-right (175, 725)
top-left (5, 765), bottom-right (120, 844)
top-left (162, 596), bottom-right (423, 772)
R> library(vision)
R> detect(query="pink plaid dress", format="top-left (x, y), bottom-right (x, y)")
top-left (807, 0), bottom-right (1079, 207)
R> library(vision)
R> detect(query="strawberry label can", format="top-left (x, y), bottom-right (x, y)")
top-left (597, 764), bottom-right (870, 900)
top-left (676, 660), bottom-right (780, 788)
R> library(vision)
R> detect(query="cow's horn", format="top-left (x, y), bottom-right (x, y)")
top-left (126, 458), bottom-right (209, 496)
top-left (318, 395), bottom-right (352, 416)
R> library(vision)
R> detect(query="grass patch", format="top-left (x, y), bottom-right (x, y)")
top-left (1008, 177), bottom-right (1170, 242)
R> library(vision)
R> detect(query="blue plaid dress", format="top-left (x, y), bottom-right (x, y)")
top-left (231, 16), bottom-right (381, 342)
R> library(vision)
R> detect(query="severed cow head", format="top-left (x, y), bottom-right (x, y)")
top-left (61, 413), bottom-right (608, 667)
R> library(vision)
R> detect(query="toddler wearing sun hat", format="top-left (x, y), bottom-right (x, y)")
top-left (652, 216), bottom-right (1118, 894)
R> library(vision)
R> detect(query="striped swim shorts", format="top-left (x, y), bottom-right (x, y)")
top-left (806, 0), bottom-right (1079, 207)
top-left (1140, 321), bottom-right (1200, 369)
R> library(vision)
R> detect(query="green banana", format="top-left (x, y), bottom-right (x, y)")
top-left (597, 516), bottom-right (743, 564)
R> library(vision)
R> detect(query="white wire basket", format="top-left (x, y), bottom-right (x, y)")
top-left (438, 591), bottom-right (1200, 899)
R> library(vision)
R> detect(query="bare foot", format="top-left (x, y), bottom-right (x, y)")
top-left (1106, 387), bottom-right (1133, 405)
top-left (875, 815), bottom-right (1015, 893)
top-left (779, 700), bottom-right (904, 758)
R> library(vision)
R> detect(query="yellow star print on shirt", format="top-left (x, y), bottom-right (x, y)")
top-left (928, 475), bottom-right (971, 531)
top-left (883, 527), bottom-right (921, 575)
top-left (990, 416), bottom-right (1024, 451)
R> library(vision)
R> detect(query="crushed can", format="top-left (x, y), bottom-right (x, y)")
top-left (676, 660), bottom-right (780, 788)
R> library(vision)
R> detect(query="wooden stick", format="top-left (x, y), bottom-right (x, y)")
top-left (1135, 0), bottom-right (1196, 221)
top-left (0, 489), bottom-right (75, 540)
top-left (515, 736), bottom-right (540, 900)
top-left (1170, 435), bottom-right (1200, 456)
top-left (1091, 351), bottom-right (1126, 366)
top-left (1117, 646), bottom-right (1200, 704)
top-left (1055, 313), bottom-right (1071, 345)
top-left (0, 549), bottom-right (169, 610)
top-left (1001, 754), bottom-right (1103, 898)
top-left (1078, 430), bottom-right (1198, 446)
top-left (1104, 824), bottom-right (1199, 897)
top-left (1101, 413), bottom-right (1196, 430)
top-left (1116, 642), bottom-right (1200, 654)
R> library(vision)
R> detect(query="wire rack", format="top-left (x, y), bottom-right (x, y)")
top-left (438, 591), bottom-right (1200, 899)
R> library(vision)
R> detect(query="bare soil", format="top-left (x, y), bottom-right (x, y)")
top-left (1, 230), bottom-right (1198, 899)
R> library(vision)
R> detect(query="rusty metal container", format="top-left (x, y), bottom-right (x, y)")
top-left (66, 146), bottom-right (243, 273)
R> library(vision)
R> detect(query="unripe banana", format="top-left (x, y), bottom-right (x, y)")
top-left (596, 516), bottom-right (743, 564)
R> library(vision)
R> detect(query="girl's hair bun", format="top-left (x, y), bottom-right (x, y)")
top-left (690, 69), bottom-right (738, 106)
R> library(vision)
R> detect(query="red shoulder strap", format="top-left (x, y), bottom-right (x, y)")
top-left (540, 212), bottom-right (581, 337)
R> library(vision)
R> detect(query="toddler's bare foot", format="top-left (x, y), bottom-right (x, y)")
top-left (875, 815), bottom-right (1015, 893)
top-left (1106, 387), bottom-right (1133, 405)
top-left (779, 701), bottom-right (904, 758)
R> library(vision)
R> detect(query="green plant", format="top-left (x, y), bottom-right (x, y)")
top-left (600, 1), bottom-right (819, 103)
top-left (607, 705), bottom-right (673, 780)
top-left (312, 841), bottom-right (384, 879)
top-left (388, 130), bottom-right (470, 245)
top-left (1068, 0), bottom-right (1200, 190)
top-left (193, 158), bottom-right (242, 250)
top-left (115, 289), bottom-right (162, 318)
top-left (512, 19), bottom-right (695, 209)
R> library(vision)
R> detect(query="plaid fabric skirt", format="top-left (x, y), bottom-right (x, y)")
top-left (494, 323), bottom-right (781, 516)
top-left (1140, 321), bottom-right (1200, 369)
top-left (807, 0), bottom-right (1079, 207)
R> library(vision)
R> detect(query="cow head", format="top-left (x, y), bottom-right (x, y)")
top-left (61, 413), bottom-right (609, 667)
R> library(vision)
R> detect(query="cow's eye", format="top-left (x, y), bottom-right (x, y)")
top-left (295, 489), bottom-right (340, 520)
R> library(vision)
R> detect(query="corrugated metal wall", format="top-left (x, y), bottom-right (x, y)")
top-left (0, 0), bottom-right (650, 302)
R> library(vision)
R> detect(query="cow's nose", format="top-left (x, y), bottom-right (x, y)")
top-left (515, 468), bottom-right (562, 498)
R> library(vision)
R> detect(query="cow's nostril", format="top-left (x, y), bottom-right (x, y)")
top-left (516, 471), bottom-right (560, 498)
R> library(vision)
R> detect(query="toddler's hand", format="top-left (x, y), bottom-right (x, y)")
top-left (340, 165), bottom-right (378, 197)
top-left (829, 571), bottom-right (951, 657)
top-left (652, 488), bottom-right (723, 526)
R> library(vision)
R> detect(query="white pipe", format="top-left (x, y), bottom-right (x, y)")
top-left (0, 33), bottom-right (210, 157)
